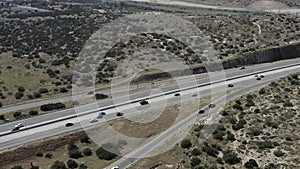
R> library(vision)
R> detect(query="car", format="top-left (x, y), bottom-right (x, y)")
top-left (198, 110), bottom-right (205, 114)
top-left (11, 123), bottom-right (25, 131)
top-left (111, 167), bottom-right (119, 169)
top-left (97, 114), bottom-right (103, 119)
top-left (209, 103), bottom-right (216, 108)
top-left (191, 93), bottom-right (197, 97)
top-left (87, 91), bottom-right (94, 95)
top-left (116, 112), bottom-right (124, 116)
top-left (140, 100), bottom-right (149, 105)
top-left (256, 77), bottom-right (261, 80)
top-left (65, 123), bottom-right (74, 127)
top-left (89, 118), bottom-right (98, 123)
top-left (254, 74), bottom-right (259, 77)
top-left (174, 93), bottom-right (181, 96)
top-left (228, 84), bottom-right (234, 88)
top-left (240, 66), bottom-right (245, 70)
top-left (100, 112), bottom-right (106, 115)
top-left (260, 75), bottom-right (265, 78)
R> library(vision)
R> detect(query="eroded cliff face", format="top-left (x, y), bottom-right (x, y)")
top-left (223, 42), bottom-right (300, 69)
top-left (133, 43), bottom-right (300, 83)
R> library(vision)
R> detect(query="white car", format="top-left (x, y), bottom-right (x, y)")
top-left (12, 123), bottom-right (24, 131)
top-left (89, 118), bottom-right (98, 123)
top-left (111, 167), bottom-right (119, 169)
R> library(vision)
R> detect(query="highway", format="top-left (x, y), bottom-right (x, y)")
top-left (129, 0), bottom-right (300, 14)
top-left (0, 58), bottom-right (300, 153)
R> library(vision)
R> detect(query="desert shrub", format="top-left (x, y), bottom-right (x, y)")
top-left (33, 92), bottom-right (41, 98)
top-left (273, 149), bottom-right (284, 157)
top-left (18, 86), bottom-right (25, 92)
top-left (59, 87), bottom-right (68, 93)
top-left (11, 166), bottom-right (23, 169)
top-left (79, 164), bottom-right (88, 169)
top-left (223, 150), bottom-right (241, 165)
top-left (40, 102), bottom-right (66, 111)
top-left (50, 161), bottom-right (66, 169)
top-left (0, 101), bottom-right (2, 107)
top-left (202, 145), bottom-right (218, 157)
top-left (232, 103), bottom-right (243, 110)
top-left (190, 157), bottom-right (201, 167)
top-left (80, 135), bottom-right (90, 144)
top-left (0, 115), bottom-right (5, 120)
top-left (45, 153), bottom-right (53, 159)
top-left (67, 159), bottom-right (78, 169)
top-left (191, 148), bottom-right (201, 156)
top-left (15, 91), bottom-right (24, 99)
top-left (244, 159), bottom-right (259, 168)
top-left (35, 150), bottom-right (43, 157)
top-left (181, 139), bottom-right (192, 149)
top-left (29, 110), bottom-right (39, 116)
top-left (13, 111), bottom-right (22, 117)
top-left (39, 88), bottom-right (49, 94)
top-left (227, 131), bottom-right (236, 141)
top-left (83, 148), bottom-right (92, 156)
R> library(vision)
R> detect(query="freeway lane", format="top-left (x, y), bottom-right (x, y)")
top-left (1, 58), bottom-right (300, 134)
top-left (1, 57), bottom-right (300, 114)
top-left (0, 62), bottom-right (299, 151)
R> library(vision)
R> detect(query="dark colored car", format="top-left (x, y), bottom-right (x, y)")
top-left (260, 75), bottom-right (265, 78)
top-left (198, 110), bottom-right (205, 114)
top-left (192, 93), bottom-right (197, 97)
top-left (116, 112), bottom-right (124, 116)
top-left (100, 112), bottom-right (106, 115)
top-left (174, 93), bottom-right (181, 96)
top-left (228, 84), bottom-right (234, 88)
top-left (240, 66), bottom-right (245, 70)
top-left (140, 100), bottom-right (149, 105)
top-left (209, 103), bottom-right (216, 108)
top-left (256, 77), bottom-right (261, 81)
top-left (87, 91), bottom-right (94, 95)
top-left (65, 123), bottom-right (74, 127)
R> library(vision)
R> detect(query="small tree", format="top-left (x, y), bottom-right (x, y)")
top-left (191, 148), bottom-right (201, 156)
top-left (80, 135), bottom-right (90, 144)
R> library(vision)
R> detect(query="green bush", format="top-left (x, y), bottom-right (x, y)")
top-left (79, 164), bottom-right (88, 169)
top-left (244, 159), bottom-right (259, 168)
top-left (180, 139), bottom-right (192, 149)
